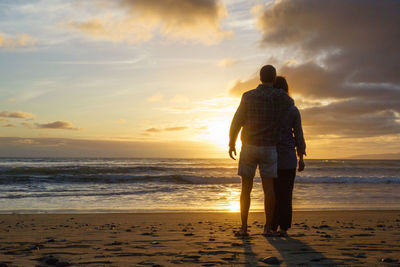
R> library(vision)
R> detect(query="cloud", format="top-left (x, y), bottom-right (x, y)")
top-left (114, 119), bottom-right (126, 124)
top-left (302, 103), bottom-right (400, 138)
top-left (21, 122), bottom-right (34, 128)
top-left (229, 76), bottom-right (259, 97)
top-left (217, 58), bottom-right (238, 67)
top-left (62, 18), bottom-right (152, 43)
top-left (169, 95), bottom-right (189, 104)
top-left (145, 127), bottom-right (162, 133)
top-left (0, 32), bottom-right (36, 49)
top-left (228, 0), bottom-right (400, 139)
top-left (2, 124), bottom-right (16, 128)
top-left (256, 0), bottom-right (399, 83)
top-left (13, 139), bottom-right (39, 145)
top-left (62, 0), bottom-right (232, 44)
top-left (0, 111), bottom-right (35, 119)
top-left (145, 126), bottom-right (188, 133)
top-left (164, 126), bottom-right (187, 131)
top-left (147, 93), bottom-right (164, 102)
top-left (35, 121), bottom-right (80, 130)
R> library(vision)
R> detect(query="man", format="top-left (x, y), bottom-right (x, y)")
top-left (229, 65), bottom-right (294, 237)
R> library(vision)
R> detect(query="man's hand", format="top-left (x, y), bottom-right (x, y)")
top-left (298, 158), bottom-right (305, 172)
top-left (229, 146), bottom-right (237, 160)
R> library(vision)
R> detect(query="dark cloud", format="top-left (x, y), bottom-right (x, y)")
top-left (277, 62), bottom-right (400, 101)
top-left (0, 110), bottom-right (34, 119)
top-left (145, 126), bottom-right (188, 133)
top-left (229, 0), bottom-right (400, 139)
top-left (120, 0), bottom-right (224, 26)
top-left (35, 121), bottom-right (80, 130)
top-left (302, 105), bottom-right (400, 138)
top-left (257, 0), bottom-right (400, 84)
top-left (64, 0), bottom-right (231, 44)
top-left (146, 128), bottom-right (162, 133)
top-left (2, 124), bottom-right (16, 128)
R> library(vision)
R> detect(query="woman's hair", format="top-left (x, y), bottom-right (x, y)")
top-left (274, 76), bottom-right (289, 93)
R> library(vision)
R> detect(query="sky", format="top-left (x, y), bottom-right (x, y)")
top-left (0, 0), bottom-right (399, 158)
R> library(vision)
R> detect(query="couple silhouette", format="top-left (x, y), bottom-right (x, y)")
top-left (229, 65), bottom-right (306, 237)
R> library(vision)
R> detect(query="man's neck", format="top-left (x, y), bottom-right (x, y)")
top-left (261, 82), bottom-right (274, 87)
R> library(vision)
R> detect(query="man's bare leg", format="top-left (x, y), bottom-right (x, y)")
top-left (238, 177), bottom-right (253, 235)
top-left (261, 177), bottom-right (276, 235)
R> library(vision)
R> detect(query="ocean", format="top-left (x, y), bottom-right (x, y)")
top-left (0, 158), bottom-right (399, 213)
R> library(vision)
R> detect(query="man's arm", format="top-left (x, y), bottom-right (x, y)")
top-left (228, 94), bottom-right (246, 160)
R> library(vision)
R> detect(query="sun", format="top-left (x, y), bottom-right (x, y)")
top-left (204, 119), bottom-right (230, 148)
top-left (228, 200), bottom-right (240, 212)
top-left (200, 117), bottom-right (242, 149)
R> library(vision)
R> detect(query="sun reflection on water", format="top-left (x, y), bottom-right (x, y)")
top-left (226, 189), bottom-right (240, 212)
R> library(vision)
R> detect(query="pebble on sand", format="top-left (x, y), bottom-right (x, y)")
top-left (260, 256), bottom-right (280, 265)
top-left (380, 257), bottom-right (398, 263)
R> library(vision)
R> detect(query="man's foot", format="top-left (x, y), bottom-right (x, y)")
top-left (262, 225), bottom-right (277, 237)
top-left (234, 228), bottom-right (249, 237)
top-left (278, 230), bottom-right (288, 237)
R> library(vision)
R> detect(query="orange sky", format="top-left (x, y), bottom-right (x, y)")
top-left (0, 0), bottom-right (399, 158)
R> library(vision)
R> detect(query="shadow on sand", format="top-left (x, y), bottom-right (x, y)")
top-left (265, 236), bottom-right (339, 266)
top-left (240, 237), bottom-right (259, 267)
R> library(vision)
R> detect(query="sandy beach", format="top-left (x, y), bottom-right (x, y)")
top-left (0, 211), bottom-right (399, 266)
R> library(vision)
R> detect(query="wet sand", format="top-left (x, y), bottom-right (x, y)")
top-left (0, 211), bottom-right (399, 266)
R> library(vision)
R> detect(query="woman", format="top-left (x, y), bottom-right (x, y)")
top-left (272, 76), bottom-right (306, 237)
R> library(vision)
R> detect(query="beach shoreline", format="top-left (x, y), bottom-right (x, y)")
top-left (1, 210), bottom-right (399, 266)
top-left (1, 208), bottom-right (400, 214)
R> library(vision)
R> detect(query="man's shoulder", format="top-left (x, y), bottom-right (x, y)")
top-left (241, 88), bottom-right (258, 98)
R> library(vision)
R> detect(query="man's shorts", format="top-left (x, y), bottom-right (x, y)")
top-left (238, 144), bottom-right (277, 179)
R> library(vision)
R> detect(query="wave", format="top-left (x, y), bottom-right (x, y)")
top-left (0, 166), bottom-right (235, 176)
top-left (0, 174), bottom-right (241, 184)
top-left (0, 166), bottom-right (170, 175)
top-left (1, 173), bottom-right (400, 184)
top-left (0, 187), bottom-right (178, 199)
top-left (296, 176), bottom-right (400, 184)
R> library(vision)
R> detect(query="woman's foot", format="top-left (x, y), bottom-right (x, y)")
top-left (234, 228), bottom-right (249, 237)
top-left (278, 230), bottom-right (288, 237)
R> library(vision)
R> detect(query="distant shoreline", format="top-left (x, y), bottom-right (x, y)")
top-left (2, 209), bottom-right (400, 215)
top-left (0, 156), bottom-right (399, 160)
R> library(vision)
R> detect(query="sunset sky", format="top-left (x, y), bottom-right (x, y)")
top-left (0, 0), bottom-right (399, 158)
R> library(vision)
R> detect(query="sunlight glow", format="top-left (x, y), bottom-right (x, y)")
top-left (226, 189), bottom-right (240, 212)
top-left (197, 116), bottom-right (242, 150)
top-left (205, 119), bottom-right (230, 148)
top-left (228, 200), bottom-right (240, 212)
